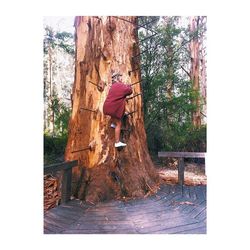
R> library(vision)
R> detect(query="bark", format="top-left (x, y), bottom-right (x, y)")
top-left (190, 16), bottom-right (201, 128)
top-left (48, 45), bottom-right (55, 134)
top-left (200, 17), bottom-right (207, 124)
top-left (164, 17), bottom-right (174, 101)
top-left (65, 16), bottom-right (159, 204)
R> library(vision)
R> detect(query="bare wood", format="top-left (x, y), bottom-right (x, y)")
top-left (158, 152), bottom-right (205, 158)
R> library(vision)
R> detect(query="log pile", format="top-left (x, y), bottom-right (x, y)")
top-left (44, 174), bottom-right (60, 211)
top-left (159, 169), bottom-right (207, 186)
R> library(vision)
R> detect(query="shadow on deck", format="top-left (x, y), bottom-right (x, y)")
top-left (44, 184), bottom-right (206, 234)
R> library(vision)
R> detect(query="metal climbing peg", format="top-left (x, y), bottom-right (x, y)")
top-left (126, 93), bottom-right (141, 101)
top-left (80, 107), bottom-right (97, 113)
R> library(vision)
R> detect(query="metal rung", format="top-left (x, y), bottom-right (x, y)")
top-left (130, 80), bottom-right (142, 86)
top-left (128, 67), bottom-right (140, 75)
top-left (138, 18), bottom-right (159, 27)
top-left (72, 140), bottom-right (96, 153)
top-left (139, 33), bottom-right (158, 43)
top-left (71, 146), bottom-right (90, 153)
top-left (132, 49), bottom-right (148, 59)
top-left (126, 93), bottom-right (141, 100)
top-left (80, 107), bottom-right (97, 113)
top-left (112, 16), bottom-right (156, 34)
top-left (135, 24), bottom-right (156, 34)
top-left (89, 80), bottom-right (98, 87)
top-left (89, 80), bottom-right (105, 92)
top-left (125, 110), bottom-right (137, 116)
top-left (111, 16), bottom-right (134, 25)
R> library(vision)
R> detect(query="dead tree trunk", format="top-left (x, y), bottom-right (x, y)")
top-left (65, 16), bottom-right (159, 204)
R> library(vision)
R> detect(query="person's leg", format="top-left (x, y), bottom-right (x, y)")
top-left (114, 118), bottom-right (122, 143)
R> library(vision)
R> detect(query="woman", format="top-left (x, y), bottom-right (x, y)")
top-left (103, 72), bottom-right (132, 147)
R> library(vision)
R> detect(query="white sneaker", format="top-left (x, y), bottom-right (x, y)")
top-left (111, 123), bottom-right (116, 128)
top-left (115, 141), bottom-right (127, 147)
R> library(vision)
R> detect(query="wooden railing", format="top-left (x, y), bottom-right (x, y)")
top-left (44, 160), bottom-right (78, 204)
top-left (158, 152), bottom-right (206, 192)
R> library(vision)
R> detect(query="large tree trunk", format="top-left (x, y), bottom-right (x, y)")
top-left (65, 16), bottom-right (159, 204)
top-left (190, 16), bottom-right (201, 128)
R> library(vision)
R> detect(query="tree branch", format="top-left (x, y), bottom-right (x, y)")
top-left (180, 65), bottom-right (191, 78)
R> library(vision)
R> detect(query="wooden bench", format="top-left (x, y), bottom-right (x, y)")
top-left (158, 152), bottom-right (206, 191)
top-left (44, 160), bottom-right (78, 204)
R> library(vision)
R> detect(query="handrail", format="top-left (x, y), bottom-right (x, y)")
top-left (158, 152), bottom-right (206, 158)
top-left (44, 160), bottom-right (78, 204)
top-left (44, 160), bottom-right (78, 174)
top-left (158, 152), bottom-right (206, 194)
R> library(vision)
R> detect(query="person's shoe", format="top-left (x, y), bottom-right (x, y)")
top-left (115, 141), bottom-right (127, 147)
top-left (111, 123), bottom-right (116, 128)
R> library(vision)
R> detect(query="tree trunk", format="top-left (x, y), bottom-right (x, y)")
top-left (65, 16), bottom-right (159, 204)
top-left (164, 17), bottom-right (174, 101)
top-left (48, 45), bottom-right (55, 134)
top-left (200, 17), bottom-right (207, 124)
top-left (190, 16), bottom-right (201, 128)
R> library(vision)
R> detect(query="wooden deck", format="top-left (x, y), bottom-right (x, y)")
top-left (44, 184), bottom-right (206, 234)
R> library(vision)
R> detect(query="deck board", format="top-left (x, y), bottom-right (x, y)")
top-left (44, 184), bottom-right (206, 234)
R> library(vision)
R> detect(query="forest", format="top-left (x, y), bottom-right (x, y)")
top-left (44, 16), bottom-right (207, 166)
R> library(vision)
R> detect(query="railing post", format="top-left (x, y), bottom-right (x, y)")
top-left (61, 168), bottom-right (72, 204)
top-left (178, 157), bottom-right (185, 195)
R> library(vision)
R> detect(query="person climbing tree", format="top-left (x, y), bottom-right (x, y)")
top-left (103, 72), bottom-right (132, 147)
top-left (65, 16), bottom-right (159, 203)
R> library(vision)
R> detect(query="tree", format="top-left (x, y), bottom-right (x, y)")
top-left (190, 16), bottom-right (201, 128)
top-left (199, 16), bottom-right (207, 124)
top-left (43, 25), bottom-right (74, 136)
top-left (138, 16), bottom-right (207, 153)
top-left (65, 16), bottom-right (159, 204)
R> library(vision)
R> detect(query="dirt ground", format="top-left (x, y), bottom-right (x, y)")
top-left (154, 158), bottom-right (207, 186)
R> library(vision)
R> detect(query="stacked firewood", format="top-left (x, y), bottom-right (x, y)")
top-left (44, 174), bottom-right (60, 211)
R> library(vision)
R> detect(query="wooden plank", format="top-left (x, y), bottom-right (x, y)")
top-left (195, 185), bottom-right (206, 201)
top-left (194, 208), bottom-right (207, 221)
top-left (45, 212), bottom-right (76, 225)
top-left (176, 225), bottom-right (206, 234)
top-left (44, 183), bottom-right (206, 234)
top-left (151, 220), bottom-right (206, 234)
top-left (44, 160), bottom-right (78, 174)
top-left (134, 216), bottom-right (199, 234)
top-left (158, 152), bottom-right (206, 158)
top-left (44, 220), bottom-right (65, 233)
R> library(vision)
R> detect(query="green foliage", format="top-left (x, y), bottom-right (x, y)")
top-left (162, 124), bottom-right (206, 152)
top-left (44, 134), bottom-right (68, 164)
top-left (46, 92), bottom-right (71, 137)
top-left (44, 26), bottom-right (75, 55)
top-left (139, 16), bottom-right (207, 154)
top-left (43, 24), bottom-right (74, 138)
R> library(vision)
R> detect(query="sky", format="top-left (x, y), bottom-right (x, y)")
top-left (43, 16), bottom-right (75, 33)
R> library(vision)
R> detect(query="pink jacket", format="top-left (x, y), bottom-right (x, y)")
top-left (103, 81), bottom-right (132, 119)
